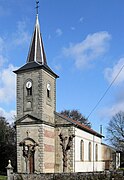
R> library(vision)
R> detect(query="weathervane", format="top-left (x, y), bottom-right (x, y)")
top-left (36, 0), bottom-right (39, 15)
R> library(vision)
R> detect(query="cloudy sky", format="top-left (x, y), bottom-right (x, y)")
top-left (0, 0), bottom-right (124, 139)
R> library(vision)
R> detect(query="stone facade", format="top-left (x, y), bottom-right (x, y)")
top-left (16, 68), bottom-right (56, 173)
top-left (43, 124), bottom-right (55, 173)
top-left (16, 122), bottom-right (56, 173)
top-left (16, 69), bottom-right (56, 124)
top-left (15, 49), bottom-right (57, 173)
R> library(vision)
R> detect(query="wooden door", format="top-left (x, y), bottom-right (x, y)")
top-left (29, 153), bottom-right (34, 173)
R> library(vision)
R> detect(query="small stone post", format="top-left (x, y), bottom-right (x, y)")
top-left (6, 160), bottom-right (14, 180)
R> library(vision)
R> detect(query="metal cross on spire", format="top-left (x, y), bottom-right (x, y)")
top-left (36, 0), bottom-right (39, 15)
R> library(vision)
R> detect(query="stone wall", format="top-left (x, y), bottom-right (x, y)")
top-left (16, 68), bottom-right (56, 123)
top-left (13, 171), bottom-right (124, 180)
top-left (55, 125), bottom-right (75, 173)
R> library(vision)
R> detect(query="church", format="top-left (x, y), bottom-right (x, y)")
top-left (14, 7), bottom-right (120, 174)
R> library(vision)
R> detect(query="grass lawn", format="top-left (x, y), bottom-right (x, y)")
top-left (0, 175), bottom-right (7, 180)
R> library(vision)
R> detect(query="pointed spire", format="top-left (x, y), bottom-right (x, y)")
top-left (27, 14), bottom-right (47, 65)
top-left (14, 1), bottom-right (59, 78)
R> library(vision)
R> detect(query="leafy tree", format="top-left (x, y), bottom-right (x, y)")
top-left (60, 109), bottom-right (91, 128)
top-left (107, 111), bottom-right (124, 152)
top-left (0, 117), bottom-right (16, 174)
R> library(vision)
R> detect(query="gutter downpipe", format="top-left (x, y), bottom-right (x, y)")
top-left (93, 135), bottom-right (95, 173)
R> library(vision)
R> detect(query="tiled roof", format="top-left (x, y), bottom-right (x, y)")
top-left (56, 112), bottom-right (103, 138)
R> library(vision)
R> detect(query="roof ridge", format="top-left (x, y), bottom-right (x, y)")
top-left (55, 112), bottom-right (103, 137)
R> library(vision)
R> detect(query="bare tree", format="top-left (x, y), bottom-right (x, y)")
top-left (107, 111), bottom-right (124, 151)
top-left (60, 109), bottom-right (91, 128)
top-left (59, 133), bottom-right (75, 172)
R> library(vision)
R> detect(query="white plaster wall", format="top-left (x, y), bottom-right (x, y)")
top-left (74, 128), bottom-right (105, 172)
top-left (75, 162), bottom-right (105, 172)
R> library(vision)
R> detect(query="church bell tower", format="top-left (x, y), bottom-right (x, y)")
top-left (14, 14), bottom-right (58, 123)
top-left (14, 3), bottom-right (58, 173)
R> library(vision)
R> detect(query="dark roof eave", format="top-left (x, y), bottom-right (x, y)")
top-left (43, 65), bottom-right (59, 78)
top-left (13, 63), bottom-right (59, 78)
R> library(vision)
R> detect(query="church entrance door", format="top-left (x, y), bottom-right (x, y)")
top-left (29, 152), bottom-right (35, 173)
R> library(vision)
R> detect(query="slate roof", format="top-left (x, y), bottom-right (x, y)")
top-left (27, 14), bottom-right (47, 65)
top-left (14, 15), bottom-right (58, 78)
top-left (13, 61), bottom-right (59, 78)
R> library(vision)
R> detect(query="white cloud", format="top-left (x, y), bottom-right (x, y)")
top-left (63, 31), bottom-right (111, 69)
top-left (100, 102), bottom-right (124, 120)
top-left (12, 20), bottom-right (31, 46)
top-left (100, 58), bottom-right (124, 120)
top-left (104, 58), bottom-right (124, 85)
top-left (79, 17), bottom-right (84, 23)
top-left (56, 28), bottom-right (63, 37)
top-left (0, 107), bottom-right (16, 123)
top-left (0, 21), bottom-right (29, 124)
top-left (0, 64), bottom-right (18, 103)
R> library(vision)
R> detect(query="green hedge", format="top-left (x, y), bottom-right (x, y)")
top-left (0, 175), bottom-right (7, 180)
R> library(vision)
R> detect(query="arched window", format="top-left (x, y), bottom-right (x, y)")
top-left (88, 142), bottom-right (92, 161)
top-left (80, 140), bottom-right (84, 161)
top-left (47, 89), bottom-right (50, 98)
top-left (95, 144), bottom-right (98, 161)
top-left (47, 83), bottom-right (51, 98)
top-left (26, 80), bottom-right (32, 96)
top-left (26, 87), bottom-right (32, 96)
